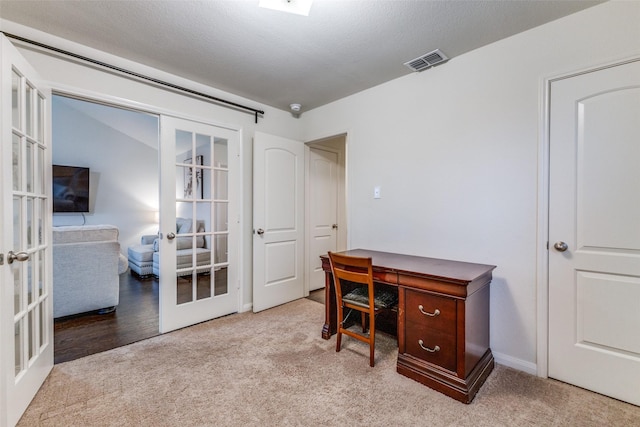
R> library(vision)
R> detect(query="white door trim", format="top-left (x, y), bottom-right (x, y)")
top-left (47, 86), bottom-right (245, 316)
top-left (49, 85), bottom-right (245, 321)
top-left (47, 87), bottom-right (245, 315)
top-left (536, 54), bottom-right (640, 378)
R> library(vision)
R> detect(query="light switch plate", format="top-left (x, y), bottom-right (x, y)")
top-left (374, 186), bottom-right (381, 199)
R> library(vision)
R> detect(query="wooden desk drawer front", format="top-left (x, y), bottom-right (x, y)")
top-left (404, 322), bottom-right (457, 372)
top-left (372, 270), bottom-right (397, 284)
top-left (403, 290), bottom-right (457, 372)
top-left (405, 290), bottom-right (456, 335)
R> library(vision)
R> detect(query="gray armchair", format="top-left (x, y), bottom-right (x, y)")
top-left (128, 218), bottom-right (211, 278)
top-left (53, 225), bottom-right (124, 317)
top-left (127, 234), bottom-right (156, 277)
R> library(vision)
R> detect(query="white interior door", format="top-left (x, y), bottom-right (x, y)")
top-left (548, 59), bottom-right (640, 406)
top-left (308, 147), bottom-right (338, 291)
top-left (253, 132), bottom-right (304, 312)
top-left (0, 35), bottom-right (53, 427)
top-left (159, 116), bottom-right (239, 333)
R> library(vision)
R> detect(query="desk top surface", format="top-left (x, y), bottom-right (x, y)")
top-left (323, 249), bottom-right (496, 284)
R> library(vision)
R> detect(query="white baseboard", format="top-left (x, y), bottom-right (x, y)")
top-left (240, 303), bottom-right (253, 313)
top-left (492, 351), bottom-right (538, 376)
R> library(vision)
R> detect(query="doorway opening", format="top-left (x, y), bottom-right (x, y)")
top-left (51, 94), bottom-right (160, 363)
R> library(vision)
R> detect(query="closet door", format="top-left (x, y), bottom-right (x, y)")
top-left (308, 147), bottom-right (339, 291)
top-left (548, 60), bottom-right (640, 405)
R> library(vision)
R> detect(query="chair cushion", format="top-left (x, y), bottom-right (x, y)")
top-left (342, 286), bottom-right (397, 309)
top-left (176, 236), bottom-right (192, 250)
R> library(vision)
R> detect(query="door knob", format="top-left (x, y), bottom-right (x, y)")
top-left (166, 232), bottom-right (176, 240)
top-left (7, 251), bottom-right (30, 264)
top-left (256, 228), bottom-right (265, 236)
top-left (553, 241), bottom-right (568, 252)
top-left (332, 224), bottom-right (338, 229)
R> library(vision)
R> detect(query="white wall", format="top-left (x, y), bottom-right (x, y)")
top-left (4, 1), bottom-right (639, 373)
top-left (1, 19), bottom-right (305, 310)
top-left (52, 96), bottom-right (160, 256)
top-left (300, 1), bottom-right (640, 373)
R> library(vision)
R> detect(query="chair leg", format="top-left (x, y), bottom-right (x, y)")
top-left (369, 313), bottom-right (375, 367)
top-left (361, 312), bottom-right (366, 333)
top-left (336, 305), bottom-right (343, 352)
top-left (369, 336), bottom-right (375, 367)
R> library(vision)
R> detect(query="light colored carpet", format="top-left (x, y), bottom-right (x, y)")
top-left (19, 299), bottom-right (640, 426)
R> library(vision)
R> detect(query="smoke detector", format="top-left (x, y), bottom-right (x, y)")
top-left (404, 49), bottom-right (449, 72)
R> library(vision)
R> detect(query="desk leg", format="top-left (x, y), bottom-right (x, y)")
top-left (322, 271), bottom-right (337, 339)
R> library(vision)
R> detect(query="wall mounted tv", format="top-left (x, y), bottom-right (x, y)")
top-left (52, 165), bottom-right (90, 213)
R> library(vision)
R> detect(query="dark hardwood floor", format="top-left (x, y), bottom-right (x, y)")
top-left (54, 273), bottom-right (159, 364)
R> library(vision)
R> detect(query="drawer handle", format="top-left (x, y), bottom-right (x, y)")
top-left (418, 305), bottom-right (440, 317)
top-left (418, 340), bottom-right (440, 353)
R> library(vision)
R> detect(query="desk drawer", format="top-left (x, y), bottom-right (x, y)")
top-left (373, 270), bottom-right (397, 284)
top-left (403, 289), bottom-right (457, 372)
top-left (404, 326), bottom-right (456, 372)
top-left (405, 290), bottom-right (456, 335)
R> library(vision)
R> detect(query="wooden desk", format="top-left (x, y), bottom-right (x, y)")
top-left (320, 249), bottom-right (496, 403)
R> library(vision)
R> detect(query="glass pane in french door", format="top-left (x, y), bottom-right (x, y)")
top-left (11, 66), bottom-right (50, 380)
top-left (213, 138), bottom-right (229, 296)
top-left (173, 132), bottom-right (231, 304)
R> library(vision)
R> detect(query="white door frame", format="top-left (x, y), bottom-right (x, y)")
top-left (536, 55), bottom-right (640, 378)
top-left (48, 84), bottom-right (244, 317)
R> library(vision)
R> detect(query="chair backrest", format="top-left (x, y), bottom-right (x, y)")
top-left (328, 252), bottom-right (374, 304)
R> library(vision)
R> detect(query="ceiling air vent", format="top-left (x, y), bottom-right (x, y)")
top-left (404, 49), bottom-right (449, 72)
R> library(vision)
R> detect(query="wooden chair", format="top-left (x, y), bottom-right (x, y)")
top-left (328, 251), bottom-right (397, 367)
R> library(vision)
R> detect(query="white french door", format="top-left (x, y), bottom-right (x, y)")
top-left (253, 132), bottom-right (305, 312)
top-left (159, 116), bottom-right (239, 333)
top-left (307, 147), bottom-right (339, 291)
top-left (548, 59), bottom-right (640, 405)
top-left (0, 35), bottom-right (53, 427)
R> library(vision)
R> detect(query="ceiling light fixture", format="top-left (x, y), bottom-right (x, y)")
top-left (258, 0), bottom-right (313, 16)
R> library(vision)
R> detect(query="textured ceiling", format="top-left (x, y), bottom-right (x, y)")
top-left (0, 0), bottom-right (602, 113)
